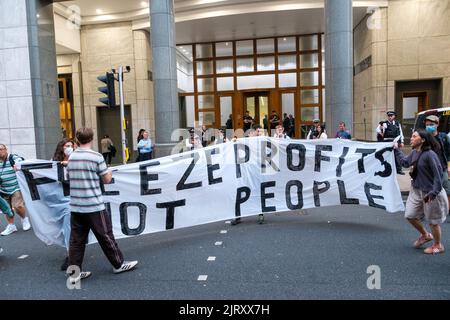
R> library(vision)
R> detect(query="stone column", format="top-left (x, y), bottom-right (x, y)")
top-left (0, 0), bottom-right (59, 159)
top-left (150, 0), bottom-right (179, 157)
top-left (324, 0), bottom-right (353, 136)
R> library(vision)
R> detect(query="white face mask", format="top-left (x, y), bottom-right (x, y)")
top-left (64, 147), bottom-right (73, 157)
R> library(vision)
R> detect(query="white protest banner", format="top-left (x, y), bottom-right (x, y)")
top-left (17, 137), bottom-right (404, 248)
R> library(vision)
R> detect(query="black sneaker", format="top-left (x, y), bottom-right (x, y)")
top-left (258, 214), bottom-right (265, 224)
top-left (397, 171), bottom-right (405, 175)
top-left (60, 256), bottom-right (69, 271)
top-left (231, 218), bottom-right (241, 225)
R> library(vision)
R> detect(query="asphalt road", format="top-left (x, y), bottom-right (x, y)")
top-left (1, 205), bottom-right (450, 300)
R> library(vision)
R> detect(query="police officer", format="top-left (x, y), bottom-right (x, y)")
top-left (377, 111), bottom-right (405, 174)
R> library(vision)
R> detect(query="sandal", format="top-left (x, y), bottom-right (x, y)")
top-left (413, 233), bottom-right (433, 248)
top-left (424, 244), bottom-right (445, 254)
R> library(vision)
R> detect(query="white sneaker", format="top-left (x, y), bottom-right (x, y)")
top-left (1, 224), bottom-right (18, 236)
top-left (113, 260), bottom-right (138, 274)
top-left (21, 217), bottom-right (31, 231)
top-left (68, 271), bottom-right (92, 284)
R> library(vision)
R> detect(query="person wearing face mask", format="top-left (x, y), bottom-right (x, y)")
top-left (52, 138), bottom-right (77, 271)
top-left (424, 115), bottom-right (450, 218)
top-left (52, 138), bottom-right (76, 166)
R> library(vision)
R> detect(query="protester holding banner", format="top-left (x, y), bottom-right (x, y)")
top-left (66, 127), bottom-right (138, 283)
top-left (52, 138), bottom-right (77, 271)
top-left (52, 138), bottom-right (76, 166)
top-left (0, 144), bottom-right (31, 236)
top-left (273, 124), bottom-right (290, 139)
top-left (395, 129), bottom-right (448, 254)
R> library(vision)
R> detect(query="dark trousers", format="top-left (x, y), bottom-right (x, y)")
top-left (102, 152), bottom-right (112, 165)
top-left (137, 152), bottom-right (152, 162)
top-left (69, 210), bottom-right (124, 270)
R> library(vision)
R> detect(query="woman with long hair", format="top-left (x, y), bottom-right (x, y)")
top-left (395, 129), bottom-right (448, 254)
top-left (52, 138), bottom-right (76, 166)
top-left (52, 138), bottom-right (76, 271)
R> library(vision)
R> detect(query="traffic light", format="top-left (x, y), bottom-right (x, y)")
top-left (97, 72), bottom-right (116, 107)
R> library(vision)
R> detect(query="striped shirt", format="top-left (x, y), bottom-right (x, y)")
top-left (67, 147), bottom-right (109, 213)
top-left (0, 155), bottom-right (21, 195)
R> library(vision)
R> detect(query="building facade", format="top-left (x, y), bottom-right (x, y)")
top-left (0, 0), bottom-right (449, 160)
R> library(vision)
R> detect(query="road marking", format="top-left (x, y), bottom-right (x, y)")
top-left (215, 241), bottom-right (222, 246)
top-left (197, 275), bottom-right (208, 281)
top-left (220, 230), bottom-right (227, 234)
top-left (18, 255), bottom-right (28, 259)
top-left (225, 221), bottom-right (231, 224)
top-left (207, 256), bottom-right (216, 261)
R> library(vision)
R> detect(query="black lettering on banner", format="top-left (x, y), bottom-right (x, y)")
top-left (336, 147), bottom-right (349, 177)
top-left (235, 186), bottom-right (251, 218)
top-left (140, 161), bottom-right (162, 195)
top-left (156, 199), bottom-right (186, 230)
top-left (205, 147), bottom-right (223, 185)
top-left (177, 152), bottom-right (202, 190)
top-left (364, 183), bottom-right (386, 210)
top-left (56, 162), bottom-right (70, 197)
top-left (287, 143), bottom-right (306, 171)
top-left (234, 143), bottom-right (250, 179)
top-left (355, 148), bottom-right (376, 173)
top-left (261, 140), bottom-right (279, 173)
top-left (119, 202), bottom-right (147, 235)
top-left (337, 180), bottom-right (360, 204)
top-left (100, 177), bottom-right (120, 196)
top-left (374, 147), bottom-right (393, 177)
top-left (315, 145), bottom-right (332, 172)
top-left (21, 163), bottom-right (55, 201)
top-left (261, 181), bottom-right (276, 212)
top-left (285, 180), bottom-right (303, 210)
top-left (313, 180), bottom-right (331, 207)
top-left (104, 202), bottom-right (112, 216)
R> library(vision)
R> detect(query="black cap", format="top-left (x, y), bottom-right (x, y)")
top-left (386, 111), bottom-right (396, 116)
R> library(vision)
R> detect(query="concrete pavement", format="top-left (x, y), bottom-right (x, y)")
top-left (1, 204), bottom-right (450, 300)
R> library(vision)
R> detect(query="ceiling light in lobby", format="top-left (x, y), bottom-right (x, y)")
top-left (141, 1), bottom-right (148, 7)
top-left (96, 9), bottom-right (103, 14)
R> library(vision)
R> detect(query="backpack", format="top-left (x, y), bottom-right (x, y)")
top-left (6, 154), bottom-right (24, 167)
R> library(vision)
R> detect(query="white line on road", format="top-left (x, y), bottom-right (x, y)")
top-left (225, 221), bottom-right (231, 224)
top-left (18, 255), bottom-right (28, 259)
top-left (215, 241), bottom-right (222, 246)
top-left (207, 256), bottom-right (216, 261)
top-left (197, 275), bottom-right (208, 281)
top-left (220, 230), bottom-right (227, 234)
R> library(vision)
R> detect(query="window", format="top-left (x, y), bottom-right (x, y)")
top-left (216, 59), bottom-right (233, 74)
top-left (278, 55), bottom-right (296, 70)
top-left (257, 56), bottom-right (275, 71)
top-left (278, 37), bottom-right (296, 52)
top-left (216, 42), bottom-right (232, 57)
top-left (198, 95), bottom-right (215, 109)
top-left (196, 44), bottom-right (213, 58)
top-left (237, 58), bottom-right (254, 73)
top-left (236, 40), bottom-right (253, 55)
top-left (257, 39), bottom-right (274, 54)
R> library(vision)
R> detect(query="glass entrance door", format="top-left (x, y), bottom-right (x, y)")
top-left (244, 92), bottom-right (269, 133)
